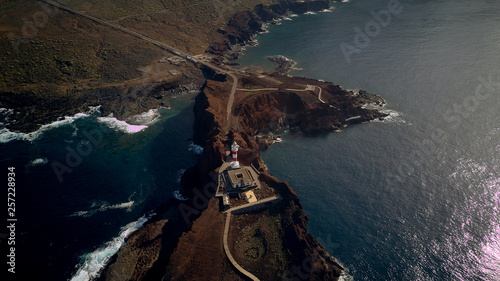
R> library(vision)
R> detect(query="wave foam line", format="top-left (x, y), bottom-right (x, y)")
top-left (0, 113), bottom-right (88, 143)
top-left (28, 157), bottom-right (48, 167)
top-left (97, 109), bottom-right (161, 134)
top-left (69, 212), bottom-right (155, 281)
top-left (97, 117), bottom-right (148, 134)
top-left (70, 201), bottom-right (134, 218)
top-left (188, 142), bottom-right (204, 155)
top-left (173, 190), bottom-right (189, 201)
top-left (0, 107), bottom-right (160, 143)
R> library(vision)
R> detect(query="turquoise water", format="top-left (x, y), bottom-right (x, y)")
top-left (239, 0), bottom-right (500, 280)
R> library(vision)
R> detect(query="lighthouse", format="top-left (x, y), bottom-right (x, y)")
top-left (231, 141), bottom-right (240, 168)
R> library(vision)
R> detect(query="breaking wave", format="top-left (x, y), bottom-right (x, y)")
top-left (97, 117), bottom-right (148, 134)
top-left (28, 158), bottom-right (48, 167)
top-left (0, 113), bottom-right (88, 143)
top-left (69, 212), bottom-right (154, 281)
top-left (374, 108), bottom-right (407, 124)
top-left (173, 190), bottom-right (189, 201)
top-left (70, 201), bottom-right (135, 218)
top-left (0, 106), bottom-right (161, 143)
top-left (360, 101), bottom-right (407, 124)
top-left (176, 169), bottom-right (186, 183)
top-left (188, 142), bottom-right (204, 155)
top-left (97, 109), bottom-right (160, 134)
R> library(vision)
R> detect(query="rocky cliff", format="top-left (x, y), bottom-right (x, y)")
top-left (100, 70), bottom-right (387, 280)
top-left (97, 1), bottom-right (389, 280)
top-left (209, 0), bottom-right (331, 61)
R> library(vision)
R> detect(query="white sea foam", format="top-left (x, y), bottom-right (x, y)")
top-left (69, 213), bottom-right (154, 281)
top-left (0, 106), bottom-right (160, 143)
top-left (29, 158), bottom-right (48, 167)
top-left (376, 109), bottom-right (407, 124)
top-left (188, 142), bottom-right (204, 155)
top-left (71, 211), bottom-right (89, 217)
top-left (173, 190), bottom-right (189, 201)
top-left (0, 113), bottom-right (88, 143)
top-left (70, 201), bottom-right (134, 217)
top-left (71, 124), bottom-right (79, 137)
top-left (176, 169), bottom-right (186, 183)
top-left (320, 8), bottom-right (333, 12)
top-left (304, 11), bottom-right (317, 15)
top-left (97, 117), bottom-right (148, 134)
top-left (0, 105), bottom-right (102, 143)
top-left (361, 102), bottom-right (407, 124)
top-left (0, 107), bottom-right (14, 119)
top-left (338, 274), bottom-right (354, 281)
top-left (125, 109), bottom-right (160, 125)
top-left (258, 27), bottom-right (270, 34)
top-left (97, 109), bottom-right (160, 134)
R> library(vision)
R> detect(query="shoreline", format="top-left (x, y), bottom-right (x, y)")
top-left (4, 1), bottom-right (388, 280)
top-left (83, 1), bottom-right (390, 280)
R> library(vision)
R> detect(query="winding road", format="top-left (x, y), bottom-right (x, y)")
top-left (223, 213), bottom-right (260, 281)
top-left (41, 0), bottom-right (239, 132)
top-left (237, 85), bottom-right (325, 103)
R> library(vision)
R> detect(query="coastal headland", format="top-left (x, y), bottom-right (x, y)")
top-left (2, 0), bottom-right (388, 280)
top-left (98, 67), bottom-right (387, 280)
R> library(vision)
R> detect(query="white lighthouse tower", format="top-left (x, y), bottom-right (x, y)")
top-left (231, 141), bottom-right (240, 169)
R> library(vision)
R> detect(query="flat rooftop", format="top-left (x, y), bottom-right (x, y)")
top-left (244, 190), bottom-right (257, 203)
top-left (227, 167), bottom-right (254, 184)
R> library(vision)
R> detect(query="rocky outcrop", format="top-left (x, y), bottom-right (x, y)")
top-left (232, 76), bottom-right (387, 134)
top-left (0, 77), bottom-right (203, 133)
top-left (166, 74), bottom-right (355, 279)
top-left (260, 173), bottom-right (344, 280)
top-left (98, 1), bottom-right (388, 280)
top-left (101, 219), bottom-right (168, 281)
top-left (100, 70), bottom-right (387, 280)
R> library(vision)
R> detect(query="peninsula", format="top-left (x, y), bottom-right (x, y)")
top-left (1, 0), bottom-right (388, 280)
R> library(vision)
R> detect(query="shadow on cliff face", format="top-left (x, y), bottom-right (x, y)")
top-left (146, 101), bottom-right (199, 213)
top-left (97, 99), bottom-right (201, 281)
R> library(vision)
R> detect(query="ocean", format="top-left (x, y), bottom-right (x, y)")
top-left (239, 0), bottom-right (500, 280)
top-left (1, 92), bottom-right (201, 280)
top-left (2, 0), bottom-right (500, 280)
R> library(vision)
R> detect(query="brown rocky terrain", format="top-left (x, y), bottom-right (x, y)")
top-left (100, 71), bottom-right (387, 280)
top-left (0, 0), bottom-right (338, 133)
top-left (2, 1), bottom-right (385, 280)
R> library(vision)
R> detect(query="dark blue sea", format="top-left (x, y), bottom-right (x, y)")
top-left (1, 93), bottom-right (202, 280)
top-left (239, 0), bottom-right (500, 280)
top-left (2, 0), bottom-right (500, 280)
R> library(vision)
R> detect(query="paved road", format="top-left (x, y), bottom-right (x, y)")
top-left (223, 213), bottom-right (260, 281)
top-left (42, 0), bottom-right (239, 133)
top-left (225, 72), bottom-right (238, 132)
top-left (237, 85), bottom-right (325, 103)
top-left (41, 0), bottom-right (189, 58)
top-left (236, 88), bottom-right (279, 91)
